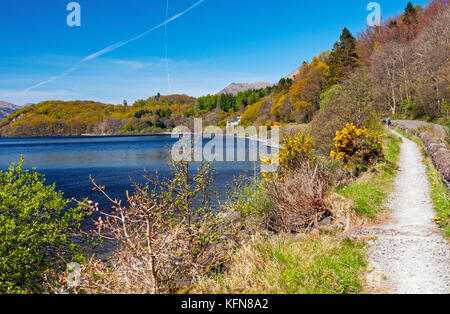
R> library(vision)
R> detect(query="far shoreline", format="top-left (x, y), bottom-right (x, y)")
top-left (0, 130), bottom-right (281, 148)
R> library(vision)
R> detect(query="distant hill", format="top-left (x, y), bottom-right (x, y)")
top-left (218, 82), bottom-right (274, 95)
top-left (285, 68), bottom-right (299, 80)
top-left (0, 101), bottom-right (21, 120)
top-left (0, 99), bottom-right (194, 137)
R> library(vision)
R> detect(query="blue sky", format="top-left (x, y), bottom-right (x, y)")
top-left (0, 0), bottom-right (428, 105)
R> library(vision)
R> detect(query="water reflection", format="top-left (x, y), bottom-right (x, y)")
top-left (0, 135), bottom-right (268, 207)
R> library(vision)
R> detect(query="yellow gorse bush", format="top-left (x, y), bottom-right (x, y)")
top-left (260, 154), bottom-right (280, 183)
top-left (280, 132), bottom-right (316, 173)
top-left (330, 123), bottom-right (383, 171)
top-left (261, 131), bottom-right (316, 182)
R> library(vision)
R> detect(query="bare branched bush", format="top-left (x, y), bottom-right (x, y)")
top-left (57, 160), bottom-right (240, 294)
top-left (264, 161), bottom-right (333, 233)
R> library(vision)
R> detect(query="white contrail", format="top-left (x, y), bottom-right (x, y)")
top-left (165, 0), bottom-right (172, 93)
top-left (21, 0), bottom-right (205, 94)
top-left (21, 67), bottom-right (78, 94)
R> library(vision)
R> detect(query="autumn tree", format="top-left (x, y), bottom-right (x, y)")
top-left (289, 54), bottom-right (329, 122)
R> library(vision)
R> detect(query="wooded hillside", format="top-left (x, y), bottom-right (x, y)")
top-left (1, 1), bottom-right (447, 138)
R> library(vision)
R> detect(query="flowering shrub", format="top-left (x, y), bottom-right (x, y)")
top-left (261, 131), bottom-right (316, 182)
top-left (330, 123), bottom-right (383, 171)
top-left (279, 131), bottom-right (316, 173)
top-left (260, 131), bottom-right (335, 233)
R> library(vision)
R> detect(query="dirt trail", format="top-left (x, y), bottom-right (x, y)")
top-left (356, 131), bottom-right (449, 294)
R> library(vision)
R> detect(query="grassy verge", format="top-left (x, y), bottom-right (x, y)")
top-left (193, 233), bottom-right (367, 294)
top-left (192, 131), bottom-right (402, 294)
top-left (395, 128), bottom-right (450, 236)
top-left (336, 133), bottom-right (402, 218)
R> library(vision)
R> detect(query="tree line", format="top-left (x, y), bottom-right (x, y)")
top-left (1, 1), bottom-right (447, 139)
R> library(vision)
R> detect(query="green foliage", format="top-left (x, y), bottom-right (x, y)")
top-left (403, 1), bottom-right (418, 24)
top-left (134, 109), bottom-right (150, 119)
top-left (0, 157), bottom-right (90, 293)
top-left (312, 69), bottom-right (378, 154)
top-left (226, 182), bottom-right (272, 219)
top-left (155, 120), bottom-right (166, 129)
top-left (196, 93), bottom-right (239, 113)
top-left (137, 120), bottom-right (153, 131)
top-left (123, 123), bottom-right (134, 132)
top-left (327, 28), bottom-right (358, 86)
top-left (156, 108), bottom-right (172, 119)
top-left (276, 78), bottom-right (293, 92)
top-left (218, 94), bottom-right (237, 113)
top-left (195, 234), bottom-right (367, 294)
top-left (425, 154), bottom-right (450, 237)
top-left (338, 182), bottom-right (384, 217)
top-left (196, 94), bottom-right (219, 112)
top-left (403, 97), bottom-right (425, 119)
top-left (235, 89), bottom-right (267, 108)
top-left (197, 87), bottom-right (274, 116)
top-left (184, 108), bottom-right (194, 117)
top-left (319, 85), bottom-right (342, 109)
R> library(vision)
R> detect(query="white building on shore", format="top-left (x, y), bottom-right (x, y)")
top-left (227, 116), bottom-right (241, 127)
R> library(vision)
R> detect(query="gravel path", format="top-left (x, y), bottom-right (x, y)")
top-left (360, 131), bottom-right (449, 294)
top-left (393, 120), bottom-right (448, 138)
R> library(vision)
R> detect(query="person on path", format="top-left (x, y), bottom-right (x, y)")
top-left (386, 117), bottom-right (392, 129)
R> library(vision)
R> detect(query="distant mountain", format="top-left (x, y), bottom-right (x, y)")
top-left (285, 68), bottom-right (299, 80)
top-left (0, 101), bottom-right (21, 120)
top-left (218, 82), bottom-right (274, 95)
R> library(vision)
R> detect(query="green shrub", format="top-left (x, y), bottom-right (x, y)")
top-left (184, 108), bottom-right (194, 117)
top-left (227, 182), bottom-right (272, 219)
top-left (403, 98), bottom-right (424, 118)
top-left (123, 123), bottom-right (134, 132)
top-left (0, 158), bottom-right (90, 293)
top-left (134, 109), bottom-right (150, 119)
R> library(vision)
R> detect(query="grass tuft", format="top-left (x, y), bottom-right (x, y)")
top-left (337, 133), bottom-right (401, 218)
top-left (193, 233), bottom-right (367, 294)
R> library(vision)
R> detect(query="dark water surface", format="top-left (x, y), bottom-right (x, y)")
top-left (0, 135), bottom-right (264, 213)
